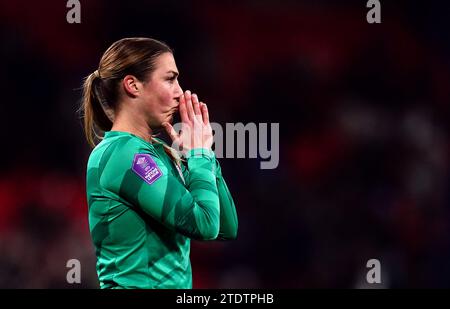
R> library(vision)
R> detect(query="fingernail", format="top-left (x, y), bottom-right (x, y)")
top-left (186, 90), bottom-right (191, 96)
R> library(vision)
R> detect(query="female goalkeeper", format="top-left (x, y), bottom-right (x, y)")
top-left (81, 37), bottom-right (238, 289)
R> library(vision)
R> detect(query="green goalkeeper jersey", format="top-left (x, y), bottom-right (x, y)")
top-left (86, 131), bottom-right (238, 289)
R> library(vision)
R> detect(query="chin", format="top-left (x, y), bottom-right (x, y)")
top-left (154, 115), bottom-right (173, 130)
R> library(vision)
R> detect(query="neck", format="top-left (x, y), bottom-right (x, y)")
top-left (111, 109), bottom-right (153, 143)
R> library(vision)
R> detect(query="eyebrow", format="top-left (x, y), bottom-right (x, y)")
top-left (167, 70), bottom-right (179, 77)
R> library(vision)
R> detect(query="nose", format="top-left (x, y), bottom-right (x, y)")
top-left (175, 83), bottom-right (183, 101)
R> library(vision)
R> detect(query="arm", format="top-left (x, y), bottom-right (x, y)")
top-left (178, 154), bottom-right (238, 240)
top-left (102, 145), bottom-right (220, 240)
top-left (214, 159), bottom-right (238, 240)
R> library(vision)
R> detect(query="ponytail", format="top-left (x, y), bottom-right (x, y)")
top-left (81, 71), bottom-right (114, 148)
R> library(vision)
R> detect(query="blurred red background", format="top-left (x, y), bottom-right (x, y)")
top-left (0, 0), bottom-right (449, 288)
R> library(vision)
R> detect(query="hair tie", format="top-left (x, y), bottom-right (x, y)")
top-left (93, 70), bottom-right (100, 78)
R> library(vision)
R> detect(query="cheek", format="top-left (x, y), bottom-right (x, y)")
top-left (157, 86), bottom-right (173, 106)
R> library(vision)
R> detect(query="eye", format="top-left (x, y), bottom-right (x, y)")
top-left (167, 76), bottom-right (176, 82)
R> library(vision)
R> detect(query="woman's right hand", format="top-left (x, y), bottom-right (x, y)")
top-left (162, 90), bottom-right (213, 155)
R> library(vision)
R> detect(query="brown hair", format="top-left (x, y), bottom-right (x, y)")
top-left (80, 37), bottom-right (172, 147)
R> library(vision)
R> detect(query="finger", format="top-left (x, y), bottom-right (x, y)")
top-left (179, 94), bottom-right (189, 122)
top-left (184, 90), bottom-right (195, 121)
top-left (200, 102), bottom-right (209, 125)
top-left (192, 93), bottom-right (202, 117)
top-left (162, 122), bottom-right (179, 142)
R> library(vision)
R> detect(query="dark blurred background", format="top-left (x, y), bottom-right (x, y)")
top-left (0, 0), bottom-right (449, 288)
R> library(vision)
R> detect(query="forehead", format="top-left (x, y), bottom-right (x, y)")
top-left (153, 52), bottom-right (178, 73)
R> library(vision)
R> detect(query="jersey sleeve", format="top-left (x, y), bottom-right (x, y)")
top-left (214, 159), bottom-right (238, 240)
top-left (179, 152), bottom-right (238, 240)
top-left (100, 141), bottom-right (220, 240)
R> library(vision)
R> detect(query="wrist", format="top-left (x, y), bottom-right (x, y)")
top-left (184, 148), bottom-right (215, 160)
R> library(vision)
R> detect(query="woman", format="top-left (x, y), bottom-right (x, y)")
top-left (81, 37), bottom-right (238, 289)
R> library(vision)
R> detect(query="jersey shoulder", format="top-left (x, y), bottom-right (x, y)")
top-left (96, 135), bottom-right (168, 187)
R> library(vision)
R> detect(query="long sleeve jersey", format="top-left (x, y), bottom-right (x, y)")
top-left (86, 131), bottom-right (238, 289)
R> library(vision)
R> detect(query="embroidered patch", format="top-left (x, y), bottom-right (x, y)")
top-left (132, 154), bottom-right (163, 185)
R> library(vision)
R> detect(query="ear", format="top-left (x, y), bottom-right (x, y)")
top-left (122, 75), bottom-right (141, 97)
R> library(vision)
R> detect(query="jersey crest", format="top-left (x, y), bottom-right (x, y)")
top-left (132, 154), bottom-right (163, 185)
